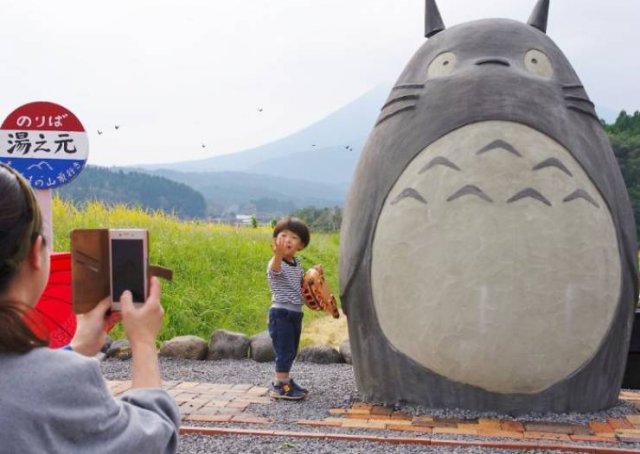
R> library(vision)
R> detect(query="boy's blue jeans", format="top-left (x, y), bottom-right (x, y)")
top-left (268, 308), bottom-right (303, 373)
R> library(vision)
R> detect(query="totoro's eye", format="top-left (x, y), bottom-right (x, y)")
top-left (524, 49), bottom-right (553, 78)
top-left (427, 52), bottom-right (457, 78)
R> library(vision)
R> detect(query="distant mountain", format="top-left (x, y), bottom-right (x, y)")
top-left (124, 85), bottom-right (390, 217)
top-left (244, 146), bottom-right (363, 184)
top-left (54, 166), bottom-right (207, 219)
top-left (142, 85), bottom-right (389, 182)
top-left (141, 168), bottom-right (346, 217)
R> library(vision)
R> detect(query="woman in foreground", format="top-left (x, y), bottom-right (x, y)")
top-left (0, 163), bottom-right (179, 453)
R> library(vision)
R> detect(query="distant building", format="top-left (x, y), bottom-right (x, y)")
top-left (235, 214), bottom-right (254, 226)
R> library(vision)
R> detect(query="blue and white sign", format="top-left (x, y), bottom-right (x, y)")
top-left (0, 101), bottom-right (88, 189)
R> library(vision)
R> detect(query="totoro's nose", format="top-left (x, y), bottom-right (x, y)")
top-left (475, 58), bottom-right (511, 67)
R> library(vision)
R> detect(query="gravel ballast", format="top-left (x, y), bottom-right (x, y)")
top-left (177, 434), bottom-right (577, 454)
top-left (100, 358), bottom-right (640, 453)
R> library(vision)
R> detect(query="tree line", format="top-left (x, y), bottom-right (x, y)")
top-left (290, 206), bottom-right (343, 232)
top-left (606, 111), bottom-right (640, 239)
top-left (54, 166), bottom-right (207, 219)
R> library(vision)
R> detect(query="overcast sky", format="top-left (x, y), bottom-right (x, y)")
top-left (0, 0), bottom-right (637, 166)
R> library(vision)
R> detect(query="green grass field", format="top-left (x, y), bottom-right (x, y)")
top-left (52, 199), bottom-right (340, 342)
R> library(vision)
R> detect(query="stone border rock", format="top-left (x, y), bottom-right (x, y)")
top-left (160, 335), bottom-right (208, 360)
top-left (153, 329), bottom-right (350, 364)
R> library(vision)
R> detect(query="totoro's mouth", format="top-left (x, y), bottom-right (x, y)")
top-left (371, 121), bottom-right (621, 394)
top-left (475, 58), bottom-right (510, 67)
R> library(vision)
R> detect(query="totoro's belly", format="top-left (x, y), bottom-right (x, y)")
top-left (371, 121), bottom-right (621, 394)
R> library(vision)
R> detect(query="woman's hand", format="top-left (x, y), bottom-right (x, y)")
top-left (70, 297), bottom-right (120, 356)
top-left (120, 277), bottom-right (164, 389)
top-left (120, 277), bottom-right (163, 350)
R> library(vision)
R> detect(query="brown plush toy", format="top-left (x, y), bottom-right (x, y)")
top-left (302, 265), bottom-right (340, 319)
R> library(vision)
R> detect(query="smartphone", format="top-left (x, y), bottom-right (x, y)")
top-left (109, 229), bottom-right (149, 310)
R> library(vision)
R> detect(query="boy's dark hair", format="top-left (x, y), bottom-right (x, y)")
top-left (273, 217), bottom-right (310, 248)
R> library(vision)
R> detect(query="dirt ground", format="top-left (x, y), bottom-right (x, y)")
top-left (301, 310), bottom-right (348, 348)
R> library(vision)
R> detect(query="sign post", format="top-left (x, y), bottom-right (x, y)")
top-left (0, 101), bottom-right (89, 249)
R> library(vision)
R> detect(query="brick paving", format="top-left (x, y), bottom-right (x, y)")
top-left (107, 380), bottom-right (273, 425)
top-left (107, 380), bottom-right (640, 452)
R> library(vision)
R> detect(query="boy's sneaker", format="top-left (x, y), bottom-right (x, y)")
top-left (270, 382), bottom-right (306, 400)
top-left (289, 379), bottom-right (308, 395)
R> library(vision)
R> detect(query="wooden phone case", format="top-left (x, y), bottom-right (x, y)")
top-left (70, 229), bottom-right (173, 314)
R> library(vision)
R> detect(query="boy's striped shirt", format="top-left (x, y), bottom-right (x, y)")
top-left (267, 257), bottom-right (304, 313)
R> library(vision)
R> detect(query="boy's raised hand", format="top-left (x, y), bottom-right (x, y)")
top-left (272, 235), bottom-right (288, 258)
top-left (271, 235), bottom-right (288, 273)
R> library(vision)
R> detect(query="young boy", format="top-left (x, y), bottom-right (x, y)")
top-left (267, 217), bottom-right (310, 400)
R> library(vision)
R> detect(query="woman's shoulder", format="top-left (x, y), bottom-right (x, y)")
top-left (29, 345), bottom-right (99, 363)
top-left (1, 347), bottom-right (102, 387)
top-left (0, 348), bottom-right (111, 425)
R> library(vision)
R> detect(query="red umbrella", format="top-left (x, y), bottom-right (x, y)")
top-left (34, 253), bottom-right (76, 348)
top-left (33, 252), bottom-right (118, 348)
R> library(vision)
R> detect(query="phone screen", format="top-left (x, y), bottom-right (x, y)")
top-left (111, 239), bottom-right (145, 302)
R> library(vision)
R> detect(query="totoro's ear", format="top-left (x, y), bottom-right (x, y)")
top-left (527, 0), bottom-right (550, 33)
top-left (425, 0), bottom-right (445, 38)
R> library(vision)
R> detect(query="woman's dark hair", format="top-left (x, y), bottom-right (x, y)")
top-left (272, 217), bottom-right (310, 248)
top-left (0, 163), bottom-right (48, 353)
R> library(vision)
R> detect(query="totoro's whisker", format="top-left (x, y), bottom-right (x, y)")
top-left (447, 185), bottom-right (493, 203)
top-left (382, 95), bottom-right (420, 110)
top-left (532, 158), bottom-right (573, 177)
top-left (420, 156), bottom-right (461, 174)
top-left (393, 83), bottom-right (425, 90)
top-left (563, 189), bottom-right (599, 208)
top-left (477, 140), bottom-right (521, 157)
top-left (562, 84), bottom-right (584, 90)
top-left (507, 188), bottom-right (551, 206)
top-left (564, 96), bottom-right (595, 107)
top-left (567, 105), bottom-right (599, 121)
top-left (376, 105), bottom-right (417, 126)
top-left (390, 187), bottom-right (427, 205)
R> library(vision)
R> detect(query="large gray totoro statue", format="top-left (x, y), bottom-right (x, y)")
top-left (339, 0), bottom-right (638, 413)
